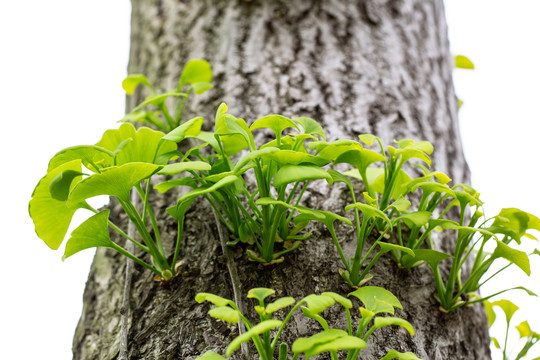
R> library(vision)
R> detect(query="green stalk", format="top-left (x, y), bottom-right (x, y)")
top-left (119, 197), bottom-right (170, 272)
top-left (328, 223), bottom-right (351, 273)
top-left (136, 182), bottom-right (165, 257)
top-left (109, 241), bottom-right (160, 276)
top-left (349, 219), bottom-right (370, 284)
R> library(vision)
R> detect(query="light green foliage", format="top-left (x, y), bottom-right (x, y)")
top-left (30, 61), bottom-right (539, 324)
top-left (29, 60), bottom-right (215, 280)
top-left (195, 286), bottom-right (419, 360)
top-left (486, 299), bottom-right (540, 359)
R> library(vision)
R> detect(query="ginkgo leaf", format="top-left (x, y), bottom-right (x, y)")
top-left (67, 163), bottom-right (161, 204)
top-left (122, 74), bottom-right (155, 94)
top-left (373, 317), bottom-right (415, 336)
top-left (208, 306), bottom-right (240, 323)
top-left (157, 161), bottom-right (211, 175)
top-left (162, 117), bottom-right (204, 143)
top-left (47, 145), bottom-right (114, 172)
top-left (179, 59), bottom-right (212, 87)
top-left (194, 351), bottom-right (227, 360)
top-left (29, 160), bottom-right (88, 250)
top-left (274, 165), bottom-right (332, 188)
top-left (292, 117), bottom-right (326, 140)
top-left (195, 293), bottom-right (235, 308)
top-left (226, 320), bottom-right (282, 357)
top-left (63, 210), bottom-right (113, 260)
top-left (266, 297), bottom-right (296, 314)
top-left (349, 286), bottom-right (402, 315)
top-left (379, 350), bottom-right (422, 360)
top-left (247, 288), bottom-right (275, 302)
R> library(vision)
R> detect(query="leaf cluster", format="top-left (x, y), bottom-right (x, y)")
top-left (195, 286), bottom-right (419, 360)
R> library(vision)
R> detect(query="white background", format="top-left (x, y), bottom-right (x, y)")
top-left (0, 1), bottom-right (538, 359)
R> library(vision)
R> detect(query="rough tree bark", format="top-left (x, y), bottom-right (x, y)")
top-left (73, 0), bottom-right (491, 359)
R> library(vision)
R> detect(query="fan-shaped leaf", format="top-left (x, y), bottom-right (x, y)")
top-left (195, 293), bottom-right (235, 308)
top-left (47, 145), bottom-right (114, 172)
top-left (67, 163), bottom-right (161, 204)
top-left (266, 297), bottom-right (296, 314)
top-left (345, 203), bottom-right (392, 229)
top-left (274, 165), bottom-right (332, 188)
top-left (292, 329), bottom-right (366, 358)
top-left (122, 74), bottom-right (154, 94)
top-left (162, 117), bottom-right (204, 143)
top-left (348, 286), bottom-right (402, 315)
top-left (154, 177), bottom-right (198, 193)
top-left (63, 210), bottom-right (113, 260)
top-left (292, 117), bottom-right (326, 140)
top-left (247, 288), bottom-right (275, 302)
top-left (49, 169), bottom-right (85, 201)
top-left (373, 317), bottom-right (415, 336)
top-left (302, 294), bottom-right (335, 314)
top-left (233, 147), bottom-right (280, 173)
top-left (250, 114), bottom-right (299, 139)
top-left (321, 292), bottom-right (353, 309)
top-left (29, 160), bottom-right (88, 250)
top-left (491, 240), bottom-right (531, 276)
top-left (208, 306), bottom-right (240, 323)
top-left (194, 351), bottom-right (227, 360)
top-left (491, 299), bottom-right (518, 325)
top-left (380, 350), bottom-right (422, 360)
top-left (158, 161), bottom-right (211, 175)
top-left (179, 59), bottom-right (212, 87)
top-left (226, 320), bottom-right (282, 357)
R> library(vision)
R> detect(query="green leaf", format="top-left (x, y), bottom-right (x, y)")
top-left (292, 329), bottom-right (367, 358)
top-left (372, 169), bottom-right (412, 199)
top-left (47, 145), bottom-right (115, 172)
top-left (250, 114), bottom-right (299, 140)
top-left (312, 140), bottom-right (363, 161)
top-left (348, 286), bottom-right (402, 315)
top-left (191, 82), bottom-right (213, 95)
top-left (302, 294), bottom-right (335, 314)
top-left (247, 288), bottom-right (275, 302)
top-left (292, 117), bottom-right (326, 140)
top-left (233, 147), bottom-right (280, 173)
top-left (226, 320), bottom-right (282, 357)
top-left (407, 249), bottom-right (452, 271)
top-left (179, 59), bottom-right (212, 87)
top-left (274, 165), bottom-right (332, 188)
top-left (68, 163), bottom-right (161, 204)
top-left (394, 141), bottom-right (432, 166)
top-left (373, 317), bottom-right (415, 336)
top-left (157, 161), bottom-right (211, 175)
top-left (166, 197), bottom-right (196, 222)
top-left (345, 203), bottom-right (392, 229)
top-left (484, 301), bottom-right (496, 328)
top-left (491, 240), bottom-right (531, 275)
top-left (263, 150), bottom-right (330, 167)
top-left (29, 160), bottom-right (88, 250)
top-left (195, 351), bottom-right (227, 360)
top-left (63, 210), bottom-right (113, 260)
top-left (256, 198), bottom-right (326, 222)
top-left (195, 293), bottom-right (235, 307)
top-left (162, 117), bottom-right (204, 143)
top-left (334, 149), bottom-right (386, 174)
top-left (377, 242), bottom-right (415, 257)
top-left (491, 299), bottom-right (518, 325)
top-left (266, 297), bottom-right (296, 314)
top-left (490, 208), bottom-right (540, 243)
top-left (96, 123), bottom-right (136, 153)
top-left (516, 320), bottom-right (531, 338)
top-left (178, 175), bottom-right (239, 203)
top-left (359, 134), bottom-right (379, 146)
top-left (122, 74), bottom-right (154, 94)
top-left (214, 103), bottom-right (253, 155)
top-left (208, 306), bottom-right (240, 323)
top-left (116, 126), bottom-right (177, 165)
top-left (154, 177), bottom-right (198, 193)
top-left (389, 197), bottom-right (411, 212)
top-left (379, 350), bottom-right (422, 360)
top-left (49, 169), bottom-right (85, 201)
top-left (455, 55), bottom-right (475, 70)
top-left (394, 211), bottom-right (432, 227)
top-left (321, 292), bottom-right (353, 309)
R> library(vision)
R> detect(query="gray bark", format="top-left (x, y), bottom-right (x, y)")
top-left (73, 0), bottom-right (490, 359)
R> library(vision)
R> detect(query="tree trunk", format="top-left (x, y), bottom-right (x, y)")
top-left (73, 0), bottom-right (490, 359)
